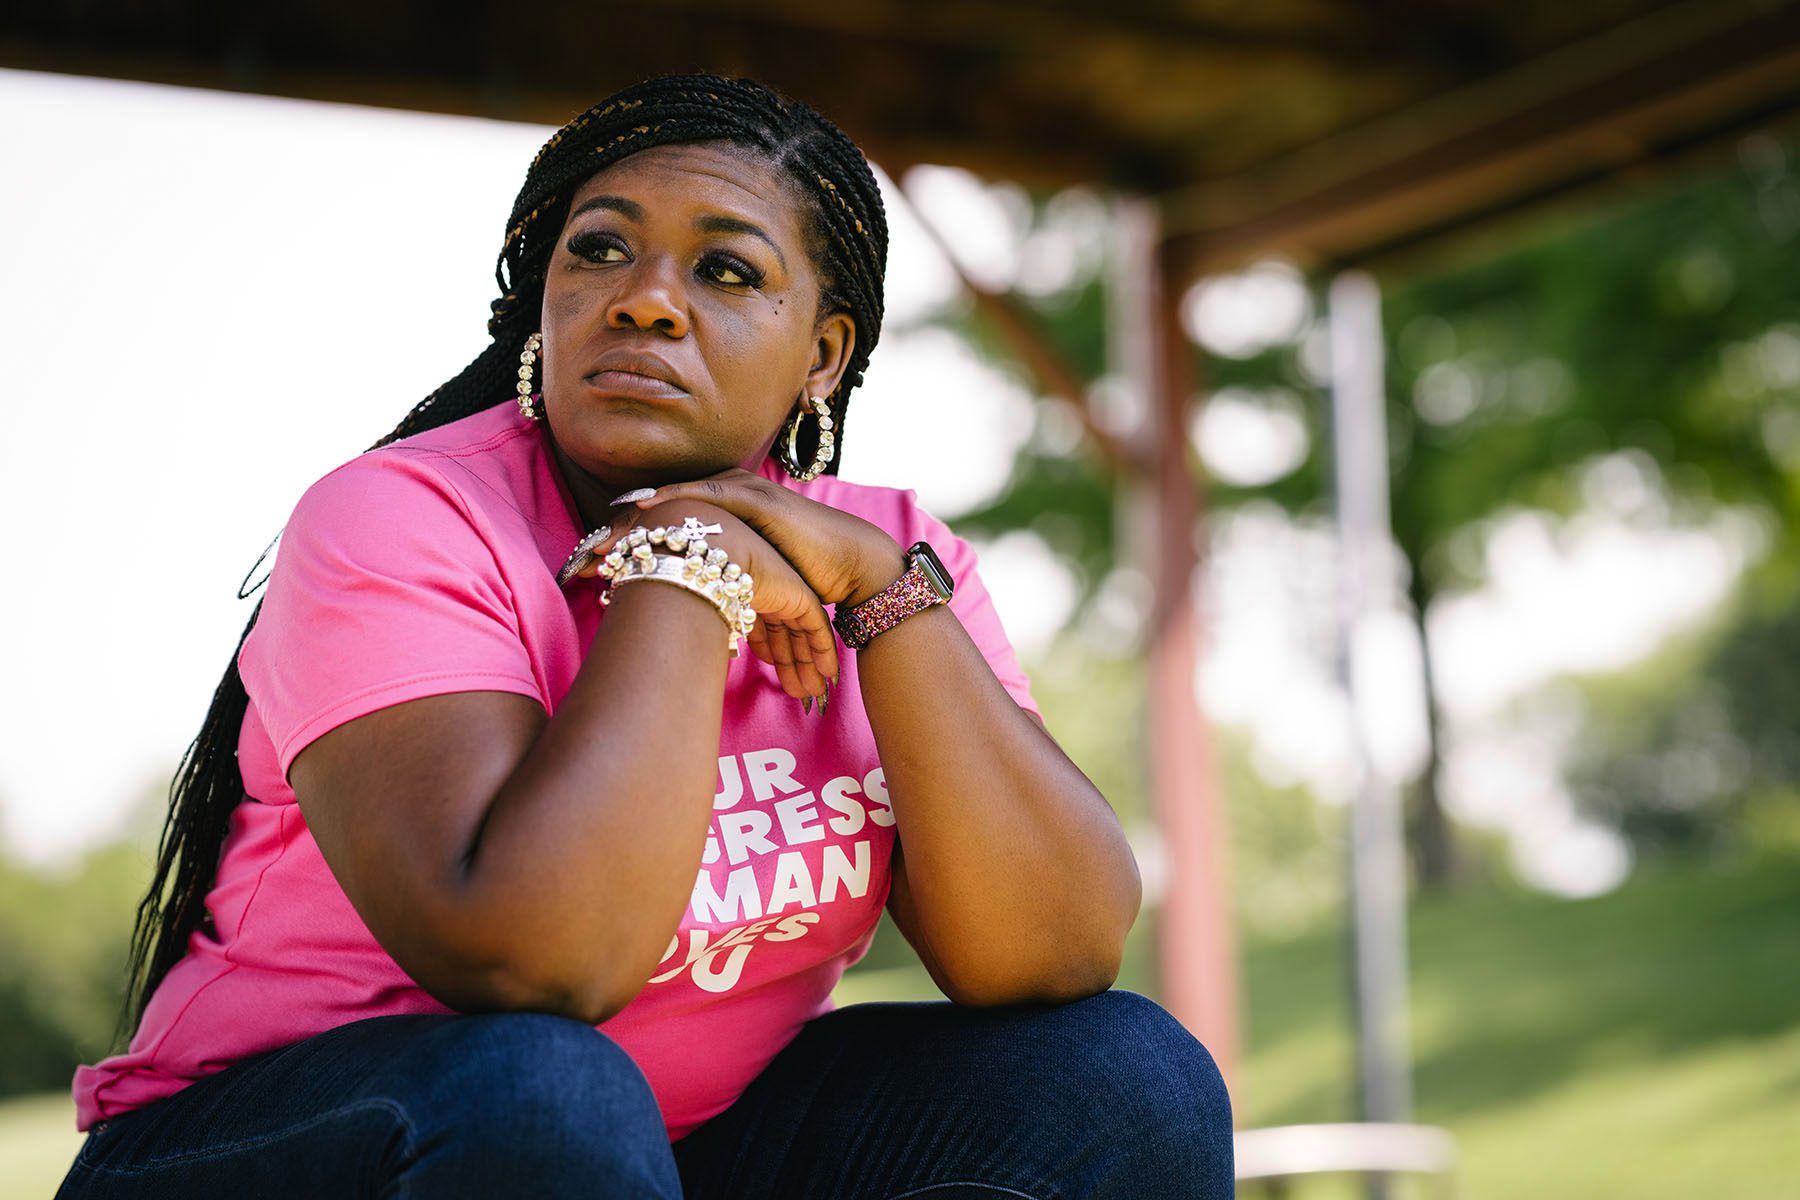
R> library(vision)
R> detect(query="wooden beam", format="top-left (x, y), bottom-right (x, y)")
top-left (645, 0), bottom-right (1458, 68)
top-left (1161, 0), bottom-right (1800, 276)
top-left (1331, 90), bottom-right (1800, 278)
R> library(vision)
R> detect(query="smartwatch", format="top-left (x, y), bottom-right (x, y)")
top-left (832, 541), bottom-right (954, 649)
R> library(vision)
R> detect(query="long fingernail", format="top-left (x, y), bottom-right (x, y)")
top-left (820, 679), bottom-right (831, 713)
top-left (610, 488), bottom-right (656, 505)
top-left (557, 525), bottom-right (613, 587)
top-left (802, 695), bottom-right (813, 716)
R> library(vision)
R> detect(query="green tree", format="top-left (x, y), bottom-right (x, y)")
top-left (932, 131), bottom-right (1800, 882)
top-left (0, 783), bottom-right (161, 1097)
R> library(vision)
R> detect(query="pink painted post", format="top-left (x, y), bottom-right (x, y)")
top-left (1146, 223), bottom-right (1239, 1092)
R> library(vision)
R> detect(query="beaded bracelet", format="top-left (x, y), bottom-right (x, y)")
top-left (596, 520), bottom-right (757, 656)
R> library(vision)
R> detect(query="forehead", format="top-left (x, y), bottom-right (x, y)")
top-left (565, 142), bottom-right (808, 240)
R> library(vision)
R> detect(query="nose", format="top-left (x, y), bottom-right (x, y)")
top-left (606, 256), bottom-right (690, 337)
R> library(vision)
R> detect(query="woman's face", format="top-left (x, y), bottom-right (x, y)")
top-left (538, 141), bottom-right (856, 491)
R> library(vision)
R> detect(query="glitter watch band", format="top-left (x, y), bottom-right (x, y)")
top-left (832, 541), bottom-right (955, 650)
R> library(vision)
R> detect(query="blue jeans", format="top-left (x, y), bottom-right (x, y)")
top-left (57, 988), bottom-right (1233, 1198)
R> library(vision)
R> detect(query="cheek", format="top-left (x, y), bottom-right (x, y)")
top-left (706, 303), bottom-right (811, 389)
top-left (545, 276), bottom-right (589, 328)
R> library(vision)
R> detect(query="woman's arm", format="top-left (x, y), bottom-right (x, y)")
top-left (289, 499), bottom-right (830, 1023)
top-left (845, 547), bottom-right (1142, 1006)
top-left (452, 572), bottom-right (732, 1017)
top-left (606, 473), bottom-right (1143, 1006)
top-left (289, 566), bottom-right (726, 1024)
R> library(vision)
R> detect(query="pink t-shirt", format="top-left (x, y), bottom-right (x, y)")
top-left (72, 400), bottom-right (1041, 1140)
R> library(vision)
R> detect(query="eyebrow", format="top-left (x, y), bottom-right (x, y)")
top-left (568, 195), bottom-right (788, 272)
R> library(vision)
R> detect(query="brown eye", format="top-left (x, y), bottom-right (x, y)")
top-left (701, 253), bottom-right (764, 289)
top-left (568, 230), bottom-right (627, 263)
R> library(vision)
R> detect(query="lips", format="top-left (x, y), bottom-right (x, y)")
top-left (584, 349), bottom-right (689, 396)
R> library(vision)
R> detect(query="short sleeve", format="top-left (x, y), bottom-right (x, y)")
top-left (901, 495), bottom-right (1044, 721)
top-left (238, 451), bottom-right (543, 782)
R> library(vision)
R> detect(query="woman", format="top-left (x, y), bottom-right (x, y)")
top-left (59, 72), bottom-right (1232, 1198)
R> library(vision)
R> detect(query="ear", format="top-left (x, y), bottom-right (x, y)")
top-left (804, 311), bottom-right (857, 401)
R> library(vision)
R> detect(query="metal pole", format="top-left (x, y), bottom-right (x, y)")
top-left (1327, 271), bottom-right (1415, 1145)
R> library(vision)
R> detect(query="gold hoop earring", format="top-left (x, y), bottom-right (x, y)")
top-left (517, 332), bottom-right (543, 422)
top-left (776, 395), bottom-right (835, 481)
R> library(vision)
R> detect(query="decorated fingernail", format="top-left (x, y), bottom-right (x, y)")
top-left (556, 524), bottom-right (615, 587)
top-left (610, 488), bottom-right (657, 505)
top-left (820, 679), bottom-right (831, 713)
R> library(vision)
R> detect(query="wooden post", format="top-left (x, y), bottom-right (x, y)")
top-left (905, 177), bottom-right (1242, 1089)
top-left (1111, 196), bottom-right (1240, 1088)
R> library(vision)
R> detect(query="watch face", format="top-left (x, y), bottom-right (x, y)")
top-left (908, 541), bottom-right (955, 601)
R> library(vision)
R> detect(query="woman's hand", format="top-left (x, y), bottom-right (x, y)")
top-left (607, 468), bottom-right (906, 608)
top-left (572, 497), bottom-right (840, 701)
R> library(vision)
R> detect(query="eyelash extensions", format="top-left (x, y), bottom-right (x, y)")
top-left (565, 229), bottom-right (767, 289)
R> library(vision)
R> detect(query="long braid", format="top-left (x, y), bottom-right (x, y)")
top-left (114, 72), bottom-right (889, 1048)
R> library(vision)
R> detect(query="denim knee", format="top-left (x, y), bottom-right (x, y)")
top-left (377, 1012), bottom-right (678, 1195)
top-left (1032, 990), bottom-right (1235, 1192)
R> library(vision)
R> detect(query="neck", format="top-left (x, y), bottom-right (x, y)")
top-left (545, 434), bottom-right (632, 533)
top-left (542, 426), bottom-right (782, 533)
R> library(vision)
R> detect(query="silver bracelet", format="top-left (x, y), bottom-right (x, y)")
top-left (606, 555), bottom-right (754, 657)
top-left (597, 520), bottom-right (757, 656)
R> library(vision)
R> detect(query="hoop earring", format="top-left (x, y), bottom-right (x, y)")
top-left (776, 395), bottom-right (835, 481)
top-left (517, 331), bottom-right (543, 422)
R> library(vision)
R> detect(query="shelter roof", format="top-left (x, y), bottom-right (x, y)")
top-left (6, 0), bottom-right (1799, 272)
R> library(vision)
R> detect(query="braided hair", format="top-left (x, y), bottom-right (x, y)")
top-left (113, 72), bottom-right (889, 1047)
top-left (382, 73), bottom-right (887, 461)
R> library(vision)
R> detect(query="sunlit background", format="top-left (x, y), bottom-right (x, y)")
top-left (8, 67), bottom-right (1744, 894)
top-left (4, 47), bottom-right (1799, 1199)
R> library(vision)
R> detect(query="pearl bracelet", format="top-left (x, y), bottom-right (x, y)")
top-left (596, 519), bottom-right (757, 657)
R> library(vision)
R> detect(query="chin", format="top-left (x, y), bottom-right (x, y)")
top-left (552, 422), bottom-right (726, 484)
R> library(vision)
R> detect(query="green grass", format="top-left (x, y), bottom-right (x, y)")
top-left (10, 855), bottom-right (1797, 1198)
top-left (1235, 851), bottom-right (1800, 1198)
top-left (841, 853), bottom-right (1800, 1199)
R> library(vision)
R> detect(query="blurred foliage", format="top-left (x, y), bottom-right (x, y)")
top-left (1023, 633), bottom-right (1371, 938)
top-left (1345, 148), bottom-right (1800, 861)
top-left (1022, 633), bottom-right (1350, 938)
top-left (1381, 143), bottom-right (1800, 587)
top-left (0, 830), bottom-right (147, 1096)
top-left (929, 129), bottom-right (1800, 865)
top-left (1567, 572), bottom-right (1800, 859)
top-left (849, 630), bottom-right (1351, 982)
top-left (1185, 134), bottom-right (1800, 581)
top-left (948, 275), bottom-right (1122, 621)
top-left (13, 135), bottom-right (1800, 1165)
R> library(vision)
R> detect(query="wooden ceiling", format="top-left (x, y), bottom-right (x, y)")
top-left (7, 0), bottom-right (1800, 275)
